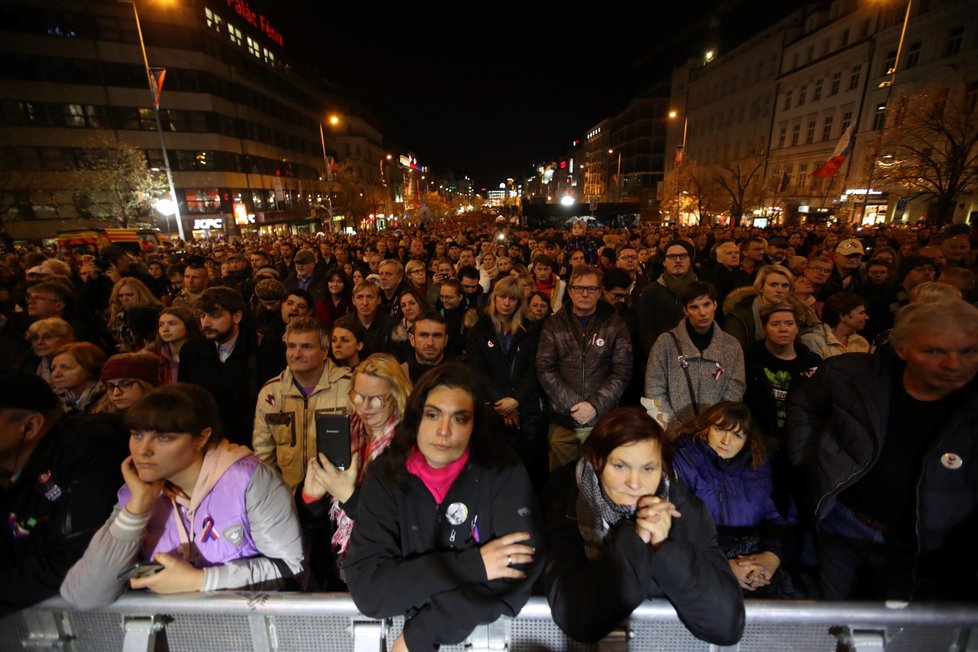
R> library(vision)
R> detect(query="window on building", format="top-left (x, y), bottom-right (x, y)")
top-left (798, 163), bottom-right (808, 183)
top-left (840, 28), bottom-right (850, 47)
top-left (813, 79), bottom-right (823, 100)
top-left (947, 26), bottom-right (964, 56)
top-left (872, 103), bottom-right (887, 130)
top-left (905, 41), bottom-right (921, 68)
top-left (246, 37), bottom-right (260, 58)
top-left (62, 104), bottom-right (87, 128)
top-left (792, 53), bottom-right (799, 69)
top-left (806, 46), bottom-right (814, 62)
top-left (228, 24), bottom-right (242, 46)
top-left (822, 38), bottom-right (830, 55)
top-left (883, 50), bottom-right (897, 75)
top-left (830, 72), bottom-right (841, 95)
top-left (784, 90), bottom-right (793, 110)
top-left (186, 188), bottom-right (222, 214)
top-left (849, 64), bottom-right (861, 90)
top-left (204, 8), bottom-right (223, 33)
top-left (861, 19), bottom-right (870, 38)
top-left (822, 115), bottom-right (834, 141)
top-left (779, 127), bottom-right (787, 148)
top-left (806, 120), bottom-right (816, 144)
top-left (791, 124), bottom-right (801, 146)
top-left (137, 107), bottom-right (156, 130)
top-left (842, 111), bottom-right (853, 132)
top-left (798, 85), bottom-right (807, 105)
top-left (262, 47), bottom-right (276, 65)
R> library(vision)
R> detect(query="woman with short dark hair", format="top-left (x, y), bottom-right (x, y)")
top-left (61, 384), bottom-right (303, 609)
top-left (543, 406), bottom-right (744, 645)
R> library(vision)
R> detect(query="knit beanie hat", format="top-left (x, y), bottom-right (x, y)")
top-left (255, 279), bottom-right (287, 301)
top-left (101, 353), bottom-right (162, 386)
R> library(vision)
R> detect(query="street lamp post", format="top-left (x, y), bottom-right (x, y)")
top-left (863, 0), bottom-right (914, 224)
top-left (319, 114), bottom-right (339, 231)
top-left (668, 110), bottom-right (689, 223)
top-left (129, 0), bottom-right (185, 241)
top-left (607, 149), bottom-right (622, 202)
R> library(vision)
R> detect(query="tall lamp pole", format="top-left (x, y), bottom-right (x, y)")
top-left (669, 110), bottom-right (689, 223)
top-left (130, 0), bottom-right (185, 241)
top-left (863, 0), bottom-right (913, 224)
top-left (319, 114), bottom-right (339, 231)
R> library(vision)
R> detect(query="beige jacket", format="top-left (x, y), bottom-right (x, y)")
top-left (252, 362), bottom-right (352, 491)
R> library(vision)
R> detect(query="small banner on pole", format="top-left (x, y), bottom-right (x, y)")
top-left (150, 67), bottom-right (167, 108)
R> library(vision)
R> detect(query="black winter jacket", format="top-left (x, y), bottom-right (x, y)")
top-left (543, 464), bottom-right (745, 645)
top-left (465, 315), bottom-right (542, 422)
top-left (786, 349), bottom-right (978, 598)
top-left (0, 413), bottom-right (127, 615)
top-left (344, 452), bottom-right (542, 651)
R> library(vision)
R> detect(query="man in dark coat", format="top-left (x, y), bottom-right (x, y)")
top-left (0, 371), bottom-right (127, 615)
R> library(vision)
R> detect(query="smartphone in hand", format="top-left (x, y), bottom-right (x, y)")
top-left (316, 413), bottom-right (352, 470)
top-left (116, 561), bottom-right (165, 581)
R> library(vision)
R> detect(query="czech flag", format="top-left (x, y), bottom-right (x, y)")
top-left (812, 124), bottom-right (855, 177)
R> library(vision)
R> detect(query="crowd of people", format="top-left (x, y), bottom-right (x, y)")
top-left (1, 216), bottom-right (976, 648)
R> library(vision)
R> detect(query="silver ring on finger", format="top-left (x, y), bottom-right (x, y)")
top-left (506, 555), bottom-right (513, 567)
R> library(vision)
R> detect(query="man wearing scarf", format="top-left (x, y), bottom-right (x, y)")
top-left (533, 255), bottom-right (566, 313)
top-left (636, 240), bottom-right (698, 361)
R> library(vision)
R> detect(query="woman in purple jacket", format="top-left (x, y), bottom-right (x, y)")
top-left (673, 401), bottom-right (799, 597)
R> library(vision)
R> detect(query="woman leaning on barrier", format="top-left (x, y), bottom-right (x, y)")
top-left (60, 384), bottom-right (303, 609)
top-left (543, 406), bottom-right (745, 645)
top-left (344, 363), bottom-right (542, 652)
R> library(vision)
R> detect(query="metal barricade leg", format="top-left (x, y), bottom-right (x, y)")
top-left (249, 614), bottom-right (278, 651)
top-left (465, 618), bottom-right (511, 652)
top-left (21, 610), bottom-right (73, 651)
top-left (837, 626), bottom-right (886, 652)
top-left (352, 619), bottom-right (387, 652)
top-left (122, 615), bottom-right (169, 652)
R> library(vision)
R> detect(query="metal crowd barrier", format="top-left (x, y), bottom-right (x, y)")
top-left (1, 594), bottom-right (976, 651)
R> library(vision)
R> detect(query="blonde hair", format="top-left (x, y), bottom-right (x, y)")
top-left (908, 281), bottom-right (962, 304)
top-left (26, 317), bottom-right (74, 341)
top-left (486, 276), bottom-right (528, 335)
top-left (753, 264), bottom-right (795, 297)
top-left (108, 277), bottom-right (160, 323)
top-left (351, 353), bottom-right (412, 418)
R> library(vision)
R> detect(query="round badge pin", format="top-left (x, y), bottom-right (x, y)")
top-left (446, 502), bottom-right (469, 525)
top-left (596, 338), bottom-right (605, 346)
top-left (940, 453), bottom-right (963, 470)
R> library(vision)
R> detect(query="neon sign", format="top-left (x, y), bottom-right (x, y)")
top-left (226, 0), bottom-right (284, 47)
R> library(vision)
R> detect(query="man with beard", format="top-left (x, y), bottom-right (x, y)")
top-left (180, 287), bottom-right (257, 445)
top-left (401, 309), bottom-right (452, 383)
top-left (636, 240), bottom-right (699, 361)
top-left (256, 289), bottom-right (312, 384)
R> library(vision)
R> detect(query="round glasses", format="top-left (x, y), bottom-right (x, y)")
top-left (105, 379), bottom-right (137, 393)
top-left (349, 390), bottom-right (393, 410)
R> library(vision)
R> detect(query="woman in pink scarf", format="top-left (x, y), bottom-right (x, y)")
top-left (298, 353), bottom-right (411, 588)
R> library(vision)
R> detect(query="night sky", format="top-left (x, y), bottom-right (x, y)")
top-left (273, 1), bottom-right (815, 190)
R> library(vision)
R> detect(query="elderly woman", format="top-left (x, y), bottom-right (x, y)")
top-left (345, 363), bottom-right (541, 652)
top-left (465, 276), bottom-right (546, 487)
top-left (25, 318), bottom-right (74, 383)
top-left (92, 352), bottom-right (162, 415)
top-left (544, 406), bottom-right (744, 645)
top-left (298, 353), bottom-right (412, 588)
top-left (50, 342), bottom-right (107, 412)
top-left (723, 264), bottom-right (798, 348)
top-left (106, 278), bottom-right (161, 352)
top-left (61, 384), bottom-right (303, 609)
top-left (673, 402), bottom-right (798, 597)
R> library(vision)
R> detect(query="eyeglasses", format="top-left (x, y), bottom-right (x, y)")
top-left (105, 379), bottom-right (137, 392)
top-left (27, 295), bottom-right (59, 303)
top-left (619, 254), bottom-right (638, 260)
top-left (664, 253), bottom-right (690, 261)
top-left (610, 292), bottom-right (630, 301)
top-left (569, 285), bottom-right (600, 294)
top-left (808, 266), bottom-right (832, 274)
top-left (349, 390), bottom-right (393, 410)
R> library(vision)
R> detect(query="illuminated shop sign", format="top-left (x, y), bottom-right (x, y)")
top-left (194, 218), bottom-right (223, 230)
